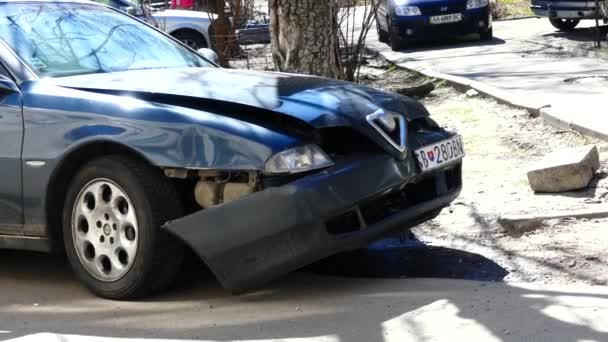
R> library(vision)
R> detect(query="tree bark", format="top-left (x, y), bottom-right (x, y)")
top-left (207, 0), bottom-right (245, 67)
top-left (270, 0), bottom-right (344, 79)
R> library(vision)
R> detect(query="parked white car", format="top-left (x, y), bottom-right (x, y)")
top-left (97, 0), bottom-right (213, 50)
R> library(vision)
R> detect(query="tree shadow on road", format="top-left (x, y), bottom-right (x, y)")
top-left (388, 34), bottom-right (507, 54)
top-left (541, 24), bottom-right (608, 44)
top-left (0, 244), bottom-right (607, 341)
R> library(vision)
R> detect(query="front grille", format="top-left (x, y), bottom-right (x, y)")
top-left (318, 127), bottom-right (384, 158)
top-left (325, 164), bottom-right (462, 235)
top-left (420, 3), bottom-right (466, 16)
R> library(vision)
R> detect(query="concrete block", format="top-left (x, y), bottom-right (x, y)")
top-left (527, 145), bottom-right (600, 193)
top-left (499, 208), bottom-right (608, 235)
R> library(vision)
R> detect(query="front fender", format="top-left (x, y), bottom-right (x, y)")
top-left (20, 81), bottom-right (299, 229)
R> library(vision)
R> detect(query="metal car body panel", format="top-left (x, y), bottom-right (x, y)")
top-left (18, 78), bottom-right (300, 233)
top-left (50, 67), bottom-right (432, 159)
top-left (0, 88), bottom-right (24, 232)
top-left (530, 0), bottom-right (598, 19)
top-left (13, 63), bottom-right (435, 239)
top-left (151, 9), bottom-right (213, 46)
top-left (165, 152), bottom-right (462, 292)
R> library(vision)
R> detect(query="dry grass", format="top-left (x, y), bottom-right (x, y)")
top-left (491, 0), bottom-right (533, 20)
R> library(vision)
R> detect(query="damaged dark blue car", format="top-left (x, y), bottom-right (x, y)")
top-left (0, 0), bottom-right (463, 299)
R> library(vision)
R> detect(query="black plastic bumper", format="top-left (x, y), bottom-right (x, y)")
top-left (164, 153), bottom-right (462, 292)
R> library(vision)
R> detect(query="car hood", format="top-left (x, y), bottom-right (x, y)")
top-left (50, 67), bottom-right (429, 130)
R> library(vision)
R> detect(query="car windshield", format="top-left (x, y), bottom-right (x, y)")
top-left (0, 2), bottom-right (212, 77)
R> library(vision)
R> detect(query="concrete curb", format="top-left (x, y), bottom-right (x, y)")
top-left (539, 107), bottom-right (608, 141)
top-left (366, 46), bottom-right (550, 116)
top-left (366, 43), bottom-right (608, 140)
top-left (495, 15), bottom-right (537, 22)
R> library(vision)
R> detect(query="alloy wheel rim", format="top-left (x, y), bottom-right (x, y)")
top-left (71, 179), bottom-right (139, 282)
top-left (182, 38), bottom-right (199, 50)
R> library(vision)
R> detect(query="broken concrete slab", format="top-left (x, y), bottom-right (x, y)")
top-left (465, 89), bottom-right (479, 97)
top-left (385, 82), bottom-right (435, 98)
top-left (527, 145), bottom-right (600, 193)
top-left (498, 208), bottom-right (608, 235)
top-left (497, 216), bottom-right (545, 235)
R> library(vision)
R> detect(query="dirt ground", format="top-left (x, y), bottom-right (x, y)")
top-left (360, 61), bottom-right (608, 286)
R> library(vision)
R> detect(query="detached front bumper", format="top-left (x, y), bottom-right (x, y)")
top-left (164, 153), bottom-right (462, 292)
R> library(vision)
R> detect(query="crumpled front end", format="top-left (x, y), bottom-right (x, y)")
top-left (164, 150), bottom-right (462, 292)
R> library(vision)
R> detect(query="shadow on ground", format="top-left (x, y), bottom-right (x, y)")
top-left (390, 35), bottom-right (507, 54)
top-left (542, 24), bottom-right (608, 43)
top-left (310, 234), bottom-right (508, 282)
top-left (0, 247), bottom-right (608, 341)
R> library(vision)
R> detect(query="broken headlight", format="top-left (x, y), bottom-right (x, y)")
top-left (265, 144), bottom-right (334, 174)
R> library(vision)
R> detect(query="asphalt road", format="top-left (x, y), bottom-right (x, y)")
top-left (1, 246), bottom-right (608, 342)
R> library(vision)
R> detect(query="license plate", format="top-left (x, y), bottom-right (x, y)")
top-left (430, 13), bottom-right (462, 24)
top-left (415, 136), bottom-right (464, 172)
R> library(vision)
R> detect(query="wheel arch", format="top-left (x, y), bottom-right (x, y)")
top-left (45, 140), bottom-right (158, 251)
top-left (169, 27), bottom-right (209, 48)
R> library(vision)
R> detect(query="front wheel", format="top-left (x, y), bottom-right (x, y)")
top-left (480, 27), bottom-right (493, 41)
top-left (377, 18), bottom-right (389, 43)
top-left (388, 19), bottom-right (405, 51)
top-left (63, 155), bottom-right (184, 300)
top-left (549, 17), bottom-right (580, 31)
top-left (172, 30), bottom-right (207, 50)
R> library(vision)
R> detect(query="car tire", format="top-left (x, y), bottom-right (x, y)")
top-left (549, 17), bottom-right (580, 31)
top-left (388, 19), bottom-right (404, 51)
top-left (377, 19), bottom-right (389, 43)
top-left (480, 27), bottom-right (493, 41)
top-left (62, 155), bottom-right (184, 300)
top-left (172, 30), bottom-right (207, 50)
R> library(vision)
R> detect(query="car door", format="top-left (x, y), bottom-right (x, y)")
top-left (0, 61), bottom-right (23, 235)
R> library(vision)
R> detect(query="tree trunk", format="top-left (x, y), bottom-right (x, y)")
top-left (270, 0), bottom-right (344, 79)
top-left (207, 0), bottom-right (243, 67)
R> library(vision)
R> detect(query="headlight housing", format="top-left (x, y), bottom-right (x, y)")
top-left (466, 0), bottom-right (489, 9)
top-left (394, 6), bottom-right (421, 16)
top-left (265, 144), bottom-right (333, 174)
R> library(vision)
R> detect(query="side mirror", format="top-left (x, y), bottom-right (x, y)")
top-left (0, 75), bottom-right (18, 94)
top-left (197, 48), bottom-right (219, 64)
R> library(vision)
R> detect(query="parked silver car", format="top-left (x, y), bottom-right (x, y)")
top-left (530, 0), bottom-right (605, 31)
top-left (97, 0), bottom-right (213, 50)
